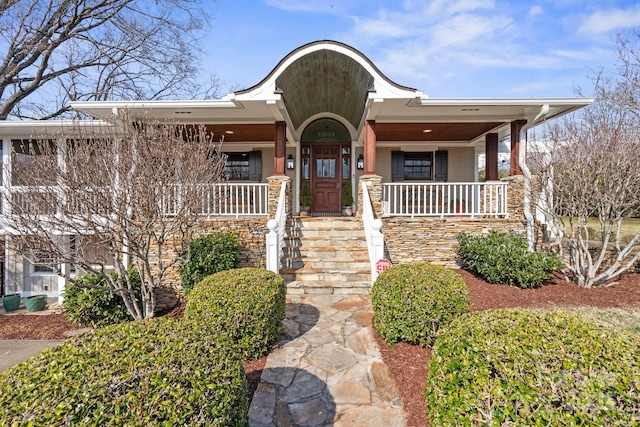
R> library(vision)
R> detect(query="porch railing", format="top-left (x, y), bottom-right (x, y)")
top-left (266, 181), bottom-right (288, 274)
top-left (382, 182), bottom-right (508, 218)
top-left (362, 181), bottom-right (385, 283)
top-left (161, 183), bottom-right (268, 216)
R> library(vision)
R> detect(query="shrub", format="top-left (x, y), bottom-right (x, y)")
top-left (456, 230), bottom-right (564, 288)
top-left (185, 267), bottom-right (286, 359)
top-left (371, 263), bottom-right (470, 347)
top-left (426, 309), bottom-right (640, 425)
top-left (179, 232), bottom-right (239, 294)
top-left (0, 317), bottom-right (248, 426)
top-left (62, 269), bottom-right (141, 327)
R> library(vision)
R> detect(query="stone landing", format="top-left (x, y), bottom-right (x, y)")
top-left (248, 294), bottom-right (405, 426)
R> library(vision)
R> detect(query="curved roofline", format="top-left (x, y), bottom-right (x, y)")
top-left (234, 40), bottom-right (417, 96)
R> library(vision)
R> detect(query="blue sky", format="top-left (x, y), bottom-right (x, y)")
top-left (201, 0), bottom-right (640, 98)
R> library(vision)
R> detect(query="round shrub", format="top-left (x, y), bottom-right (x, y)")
top-left (62, 269), bottom-right (141, 327)
top-left (371, 263), bottom-right (470, 347)
top-left (0, 317), bottom-right (248, 426)
top-left (456, 230), bottom-right (565, 288)
top-left (185, 267), bottom-right (286, 359)
top-left (426, 309), bottom-right (640, 425)
top-left (179, 232), bottom-right (239, 294)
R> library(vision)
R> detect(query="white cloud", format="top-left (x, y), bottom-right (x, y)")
top-left (528, 5), bottom-right (544, 19)
top-left (577, 6), bottom-right (640, 35)
top-left (264, 0), bottom-right (351, 15)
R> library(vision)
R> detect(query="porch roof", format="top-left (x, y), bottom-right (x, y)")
top-left (67, 41), bottom-right (593, 146)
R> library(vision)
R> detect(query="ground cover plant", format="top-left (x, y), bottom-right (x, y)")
top-left (0, 317), bottom-right (248, 426)
top-left (185, 267), bottom-right (286, 359)
top-left (456, 230), bottom-right (564, 288)
top-left (371, 263), bottom-right (470, 347)
top-left (179, 232), bottom-right (239, 294)
top-left (426, 308), bottom-right (640, 426)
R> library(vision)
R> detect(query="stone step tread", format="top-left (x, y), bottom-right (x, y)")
top-left (281, 267), bottom-right (370, 274)
top-left (286, 280), bottom-right (371, 288)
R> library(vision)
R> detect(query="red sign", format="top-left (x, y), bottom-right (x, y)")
top-left (376, 259), bottom-right (393, 273)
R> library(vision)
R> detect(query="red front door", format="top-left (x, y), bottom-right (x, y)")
top-left (311, 144), bottom-right (341, 213)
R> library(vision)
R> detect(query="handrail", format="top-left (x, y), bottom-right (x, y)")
top-left (361, 181), bottom-right (385, 284)
top-left (266, 181), bottom-right (287, 274)
top-left (382, 182), bottom-right (508, 217)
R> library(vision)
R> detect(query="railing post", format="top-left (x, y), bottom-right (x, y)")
top-left (370, 218), bottom-right (384, 283)
top-left (266, 219), bottom-right (279, 274)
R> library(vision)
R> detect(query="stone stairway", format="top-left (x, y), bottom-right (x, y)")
top-left (280, 217), bottom-right (372, 295)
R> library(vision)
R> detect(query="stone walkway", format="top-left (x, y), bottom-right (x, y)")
top-left (248, 294), bottom-right (406, 426)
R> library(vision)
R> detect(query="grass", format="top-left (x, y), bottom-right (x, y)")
top-left (559, 216), bottom-right (640, 237)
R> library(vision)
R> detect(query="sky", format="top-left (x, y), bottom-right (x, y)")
top-left (200, 0), bottom-right (640, 99)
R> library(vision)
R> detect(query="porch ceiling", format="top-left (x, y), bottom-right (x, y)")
top-left (375, 122), bottom-right (504, 142)
top-left (203, 124), bottom-right (275, 142)
top-left (275, 49), bottom-right (374, 130)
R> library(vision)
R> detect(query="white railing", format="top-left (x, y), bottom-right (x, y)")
top-left (157, 183), bottom-right (269, 216)
top-left (266, 181), bottom-right (288, 274)
top-left (362, 182), bottom-right (385, 284)
top-left (382, 182), bottom-right (508, 218)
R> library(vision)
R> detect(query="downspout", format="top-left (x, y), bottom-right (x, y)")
top-left (519, 104), bottom-right (549, 252)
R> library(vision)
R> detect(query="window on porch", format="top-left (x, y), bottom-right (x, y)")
top-left (223, 151), bottom-right (261, 181)
top-left (392, 150), bottom-right (448, 182)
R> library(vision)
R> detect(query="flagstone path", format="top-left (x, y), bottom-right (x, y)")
top-left (248, 294), bottom-right (406, 427)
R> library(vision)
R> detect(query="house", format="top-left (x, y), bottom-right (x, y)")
top-left (0, 40), bottom-right (592, 303)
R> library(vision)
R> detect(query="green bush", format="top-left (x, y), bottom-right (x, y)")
top-left (371, 263), bottom-right (470, 347)
top-left (456, 230), bottom-right (564, 288)
top-left (185, 267), bottom-right (286, 359)
top-left (179, 232), bottom-right (239, 294)
top-left (62, 269), bottom-right (141, 327)
top-left (0, 317), bottom-right (248, 426)
top-left (426, 309), bottom-right (640, 426)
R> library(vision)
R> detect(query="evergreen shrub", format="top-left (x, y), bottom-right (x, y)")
top-left (371, 263), bottom-right (470, 347)
top-left (426, 308), bottom-right (640, 425)
top-left (185, 267), bottom-right (286, 359)
top-left (62, 269), bottom-right (141, 327)
top-left (179, 232), bottom-right (239, 294)
top-left (0, 317), bottom-right (248, 426)
top-left (456, 230), bottom-right (564, 288)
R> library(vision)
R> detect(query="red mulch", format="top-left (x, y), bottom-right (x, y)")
top-left (2, 270), bottom-right (639, 426)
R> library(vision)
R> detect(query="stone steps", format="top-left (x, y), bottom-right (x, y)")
top-left (282, 217), bottom-right (371, 295)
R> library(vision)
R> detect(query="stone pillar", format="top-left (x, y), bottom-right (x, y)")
top-left (502, 174), bottom-right (525, 222)
top-left (364, 120), bottom-right (376, 175)
top-left (274, 121), bottom-right (286, 176)
top-left (267, 175), bottom-right (291, 218)
top-left (510, 120), bottom-right (527, 176)
top-left (357, 175), bottom-right (383, 218)
top-left (485, 133), bottom-right (499, 181)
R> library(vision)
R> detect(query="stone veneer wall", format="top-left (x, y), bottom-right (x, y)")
top-left (153, 215), bottom-right (268, 311)
top-left (380, 175), bottom-right (528, 268)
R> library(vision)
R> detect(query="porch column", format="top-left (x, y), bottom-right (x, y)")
top-left (510, 120), bottom-right (527, 176)
top-left (364, 120), bottom-right (376, 175)
top-left (274, 121), bottom-right (286, 176)
top-left (485, 133), bottom-right (499, 181)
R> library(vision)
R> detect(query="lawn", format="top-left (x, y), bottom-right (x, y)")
top-left (559, 216), bottom-right (640, 237)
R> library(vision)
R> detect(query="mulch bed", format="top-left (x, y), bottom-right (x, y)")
top-left (2, 269), bottom-right (639, 426)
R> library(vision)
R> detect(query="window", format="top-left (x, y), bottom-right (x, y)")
top-left (31, 236), bottom-right (77, 274)
top-left (222, 151), bottom-right (262, 181)
top-left (403, 153), bottom-right (433, 180)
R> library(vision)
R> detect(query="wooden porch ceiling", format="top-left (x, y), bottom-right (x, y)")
top-left (374, 122), bottom-right (504, 142)
top-left (204, 124), bottom-right (275, 142)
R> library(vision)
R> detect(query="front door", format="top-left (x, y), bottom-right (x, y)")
top-left (311, 144), bottom-right (341, 213)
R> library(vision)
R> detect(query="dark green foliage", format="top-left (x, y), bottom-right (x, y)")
top-left (179, 232), bottom-right (239, 294)
top-left (0, 317), bottom-right (248, 426)
top-left (456, 230), bottom-right (565, 288)
top-left (185, 267), bottom-right (286, 359)
top-left (341, 180), bottom-right (353, 206)
top-left (371, 263), bottom-right (470, 347)
top-left (426, 309), bottom-right (640, 425)
top-left (62, 270), bottom-right (141, 327)
top-left (300, 180), bottom-right (311, 206)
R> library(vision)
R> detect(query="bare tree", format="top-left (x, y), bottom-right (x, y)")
top-left (2, 112), bottom-right (227, 319)
top-left (534, 88), bottom-right (640, 287)
top-left (0, 0), bottom-right (219, 120)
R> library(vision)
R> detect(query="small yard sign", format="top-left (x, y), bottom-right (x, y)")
top-left (376, 259), bottom-right (393, 273)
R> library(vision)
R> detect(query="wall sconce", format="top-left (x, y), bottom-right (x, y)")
top-left (287, 154), bottom-right (295, 170)
top-left (357, 154), bottom-right (364, 170)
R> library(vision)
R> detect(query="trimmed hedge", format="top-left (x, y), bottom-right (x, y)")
top-left (426, 309), bottom-right (640, 425)
top-left (0, 317), bottom-right (248, 426)
top-left (371, 263), bottom-right (470, 347)
top-left (456, 230), bottom-right (565, 288)
top-left (185, 267), bottom-right (286, 359)
top-left (179, 232), bottom-right (239, 294)
top-left (62, 270), bottom-right (141, 327)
